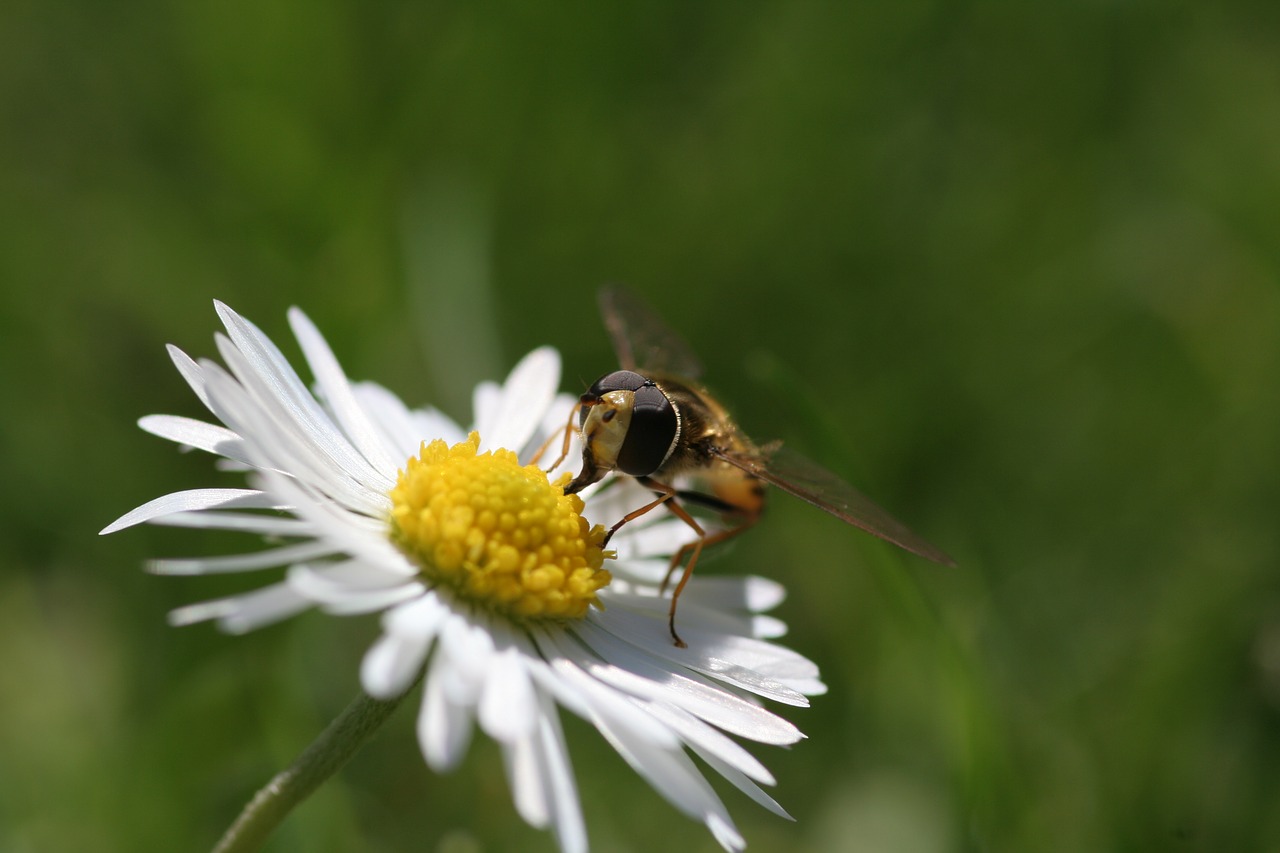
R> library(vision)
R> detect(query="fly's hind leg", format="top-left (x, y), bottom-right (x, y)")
top-left (658, 514), bottom-right (757, 646)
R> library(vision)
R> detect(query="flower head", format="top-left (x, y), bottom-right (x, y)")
top-left (103, 303), bottom-right (825, 853)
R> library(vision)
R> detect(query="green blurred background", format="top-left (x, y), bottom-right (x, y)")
top-left (4, 2), bottom-right (1279, 851)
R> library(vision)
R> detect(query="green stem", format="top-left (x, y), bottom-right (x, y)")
top-left (211, 672), bottom-right (423, 853)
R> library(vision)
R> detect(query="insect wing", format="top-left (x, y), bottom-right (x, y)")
top-left (599, 284), bottom-right (704, 379)
top-left (712, 445), bottom-right (956, 567)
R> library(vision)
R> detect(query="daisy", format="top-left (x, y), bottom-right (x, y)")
top-left (102, 302), bottom-right (825, 853)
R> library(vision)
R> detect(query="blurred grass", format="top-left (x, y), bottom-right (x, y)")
top-left (4, 1), bottom-right (1280, 851)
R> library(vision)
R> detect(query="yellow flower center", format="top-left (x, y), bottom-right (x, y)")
top-left (388, 432), bottom-right (611, 621)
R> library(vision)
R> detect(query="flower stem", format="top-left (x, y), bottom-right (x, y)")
top-left (212, 673), bottom-right (423, 853)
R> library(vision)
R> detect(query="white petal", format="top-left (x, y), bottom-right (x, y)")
top-left (167, 582), bottom-right (312, 633)
top-left (712, 634), bottom-right (822, 685)
top-left (504, 728), bottom-right (550, 828)
top-left (575, 621), bottom-right (803, 745)
top-left (321, 584), bottom-right (424, 615)
top-left (776, 676), bottom-right (828, 696)
top-left (250, 467), bottom-right (409, 577)
top-left (418, 648), bottom-right (475, 771)
top-left (605, 558), bottom-right (673, 586)
top-left (348, 382), bottom-right (438, 461)
top-left (678, 575), bottom-right (786, 614)
top-left (166, 344), bottom-right (212, 410)
top-left (383, 591), bottom-right (451, 639)
top-left (289, 307), bottom-right (401, 477)
top-left (148, 511), bottom-right (315, 536)
top-left (693, 747), bottom-right (793, 821)
top-left (708, 813), bottom-right (746, 853)
top-left (610, 517), bottom-right (702, 560)
top-left (498, 686), bottom-right (589, 853)
top-left (167, 598), bottom-right (238, 626)
top-left (581, 477), bottom-right (660, 527)
top-left (197, 358), bottom-right (351, 499)
top-left (534, 691), bottom-right (587, 853)
top-left (601, 588), bottom-right (784, 642)
top-left (213, 306), bottom-right (392, 497)
top-left (589, 606), bottom-right (811, 706)
top-left (582, 694), bottom-right (740, 847)
top-left (640, 701), bottom-right (777, 787)
top-left (138, 414), bottom-right (249, 463)
top-left (362, 595), bottom-right (450, 697)
top-left (478, 347), bottom-right (560, 454)
top-left (533, 631), bottom-right (680, 749)
top-left (471, 381), bottom-right (501, 439)
top-left (745, 614), bottom-right (788, 639)
top-left (220, 584), bottom-right (313, 633)
top-left (362, 629), bottom-right (432, 699)
top-left (410, 406), bottom-right (467, 449)
top-left (479, 646), bottom-right (538, 742)
top-left (436, 613), bottom-right (494, 708)
top-left (148, 540), bottom-right (336, 575)
top-left (100, 489), bottom-right (278, 534)
top-left (286, 561), bottom-right (422, 609)
top-left (204, 352), bottom-right (387, 514)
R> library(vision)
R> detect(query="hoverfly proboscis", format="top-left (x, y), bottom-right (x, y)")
top-left (555, 285), bottom-right (954, 647)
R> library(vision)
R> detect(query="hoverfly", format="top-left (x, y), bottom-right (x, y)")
top-left (559, 285), bottom-right (954, 647)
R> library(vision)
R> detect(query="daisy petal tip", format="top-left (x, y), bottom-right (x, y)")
top-left (166, 602), bottom-right (220, 628)
top-left (98, 520), bottom-right (124, 536)
top-left (707, 814), bottom-right (746, 853)
top-left (213, 302), bottom-right (252, 337)
top-left (286, 305), bottom-right (317, 335)
top-left (218, 613), bottom-right (272, 635)
top-left (360, 657), bottom-right (409, 702)
top-left (362, 677), bottom-right (410, 703)
top-left (526, 345), bottom-right (561, 372)
top-left (211, 301), bottom-right (239, 330)
top-left (164, 345), bottom-right (199, 374)
top-left (100, 509), bottom-right (144, 535)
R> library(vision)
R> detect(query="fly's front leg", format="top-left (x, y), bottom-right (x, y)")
top-left (534, 401), bottom-right (581, 472)
top-left (601, 482), bottom-right (675, 548)
top-left (621, 477), bottom-right (708, 648)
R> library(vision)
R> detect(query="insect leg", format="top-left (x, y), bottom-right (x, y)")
top-left (603, 479), bottom-right (755, 647)
top-left (645, 492), bottom-right (706, 649)
top-left (600, 486), bottom-right (675, 548)
top-left (660, 517), bottom-right (757, 598)
top-left (535, 401), bottom-right (582, 471)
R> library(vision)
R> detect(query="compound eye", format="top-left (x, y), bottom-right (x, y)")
top-left (581, 370), bottom-right (650, 428)
top-left (616, 383), bottom-right (678, 476)
top-left (586, 370), bottom-right (648, 397)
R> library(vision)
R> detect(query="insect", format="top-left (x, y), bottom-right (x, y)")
top-left (560, 285), bottom-right (954, 647)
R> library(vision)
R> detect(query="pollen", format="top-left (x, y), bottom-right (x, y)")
top-left (388, 432), bottom-right (611, 621)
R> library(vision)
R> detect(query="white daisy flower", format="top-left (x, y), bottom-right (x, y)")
top-left (102, 303), bottom-right (825, 853)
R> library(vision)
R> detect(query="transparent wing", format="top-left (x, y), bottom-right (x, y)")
top-left (711, 444), bottom-right (956, 566)
top-left (599, 284), bottom-right (704, 379)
